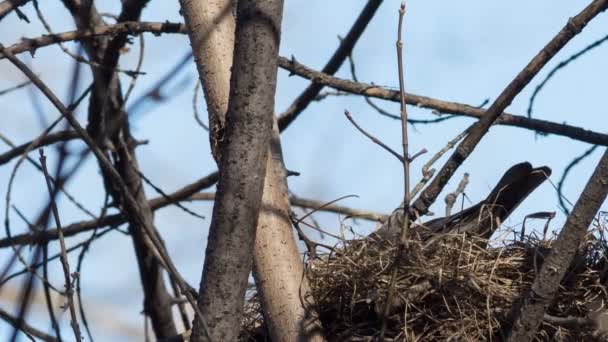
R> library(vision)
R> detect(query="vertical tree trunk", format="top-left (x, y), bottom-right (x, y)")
top-left (181, 0), bottom-right (325, 339)
top-left (186, 1), bottom-right (285, 340)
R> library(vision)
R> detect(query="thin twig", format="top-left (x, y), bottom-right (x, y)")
top-left (527, 32), bottom-right (608, 120)
top-left (38, 149), bottom-right (82, 341)
top-left (192, 81), bottom-right (209, 131)
top-left (187, 192), bottom-right (388, 222)
top-left (0, 79), bottom-right (31, 96)
top-left (380, 4), bottom-right (410, 340)
top-left (344, 110), bottom-right (404, 163)
top-left (557, 144), bottom-right (599, 214)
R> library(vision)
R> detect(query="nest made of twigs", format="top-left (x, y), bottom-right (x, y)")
top-left (241, 229), bottom-right (608, 341)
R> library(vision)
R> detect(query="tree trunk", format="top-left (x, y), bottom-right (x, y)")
top-left (252, 121), bottom-right (325, 340)
top-left (186, 0), bottom-right (285, 340)
top-left (181, 0), bottom-right (325, 339)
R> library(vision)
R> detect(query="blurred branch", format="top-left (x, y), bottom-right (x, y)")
top-left (0, 130), bottom-right (80, 166)
top-left (0, 79), bottom-right (30, 96)
top-left (0, 171), bottom-right (219, 248)
top-left (38, 149), bottom-right (82, 341)
top-left (0, 307), bottom-right (58, 342)
top-left (0, 0), bottom-right (31, 21)
top-left (556, 144), bottom-right (599, 215)
top-left (0, 42), bottom-right (205, 336)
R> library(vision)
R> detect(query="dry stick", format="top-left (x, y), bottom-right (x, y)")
top-left (505, 148), bottom-right (608, 341)
top-left (1, 21), bottom-right (607, 146)
top-left (38, 149), bottom-right (82, 341)
top-left (0, 44), bottom-right (211, 340)
top-left (412, 0), bottom-right (608, 218)
top-left (379, 4), bottom-right (409, 340)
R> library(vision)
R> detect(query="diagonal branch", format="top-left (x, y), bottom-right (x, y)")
top-left (277, 0), bottom-right (384, 132)
top-left (0, 171), bottom-right (219, 249)
top-left (409, 0), bottom-right (608, 216)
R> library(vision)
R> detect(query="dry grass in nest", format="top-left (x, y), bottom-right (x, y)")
top-left (241, 226), bottom-right (608, 341)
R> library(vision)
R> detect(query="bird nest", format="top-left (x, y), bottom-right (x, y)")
top-left (240, 227), bottom-right (608, 341)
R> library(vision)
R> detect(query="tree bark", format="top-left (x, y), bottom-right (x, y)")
top-left (181, 0), bottom-right (324, 339)
top-left (186, 0), bottom-right (285, 340)
top-left (252, 122), bottom-right (325, 341)
top-left (504, 148), bottom-right (608, 341)
top-left (178, 0), bottom-right (235, 163)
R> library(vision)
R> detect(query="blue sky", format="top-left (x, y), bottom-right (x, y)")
top-left (0, 1), bottom-right (606, 340)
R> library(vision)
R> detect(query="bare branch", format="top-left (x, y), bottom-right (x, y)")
top-left (277, 56), bottom-right (608, 147)
top-left (0, 171), bottom-right (219, 249)
top-left (0, 130), bottom-right (80, 166)
top-left (38, 149), bottom-right (82, 341)
top-left (344, 110), bottom-right (404, 163)
top-left (2, 21), bottom-right (606, 147)
top-left (277, 0), bottom-right (384, 131)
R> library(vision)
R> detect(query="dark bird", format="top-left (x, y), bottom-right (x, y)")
top-left (374, 162), bottom-right (552, 244)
